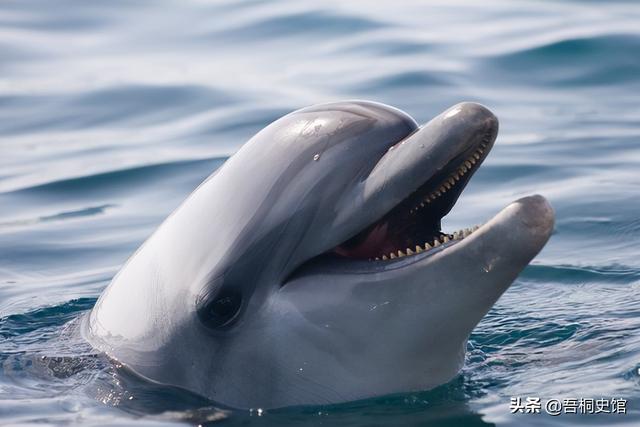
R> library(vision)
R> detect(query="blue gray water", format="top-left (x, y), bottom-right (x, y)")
top-left (1, 0), bottom-right (639, 425)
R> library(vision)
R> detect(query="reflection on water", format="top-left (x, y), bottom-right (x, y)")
top-left (1, 0), bottom-right (640, 425)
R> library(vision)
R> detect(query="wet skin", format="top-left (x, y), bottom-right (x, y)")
top-left (86, 101), bottom-right (554, 409)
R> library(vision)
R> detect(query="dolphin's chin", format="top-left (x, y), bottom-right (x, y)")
top-left (330, 126), bottom-right (495, 262)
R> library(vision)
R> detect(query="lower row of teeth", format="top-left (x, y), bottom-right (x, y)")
top-left (372, 225), bottom-right (480, 261)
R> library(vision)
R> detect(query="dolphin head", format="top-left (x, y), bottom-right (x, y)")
top-left (87, 101), bottom-right (554, 409)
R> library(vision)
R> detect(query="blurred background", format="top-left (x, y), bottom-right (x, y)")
top-left (1, 0), bottom-right (639, 425)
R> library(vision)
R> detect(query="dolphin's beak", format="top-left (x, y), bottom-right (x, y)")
top-left (363, 102), bottom-right (499, 210)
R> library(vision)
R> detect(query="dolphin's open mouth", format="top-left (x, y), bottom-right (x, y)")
top-left (330, 122), bottom-right (496, 262)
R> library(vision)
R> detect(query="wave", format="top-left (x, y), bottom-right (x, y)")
top-left (0, 204), bottom-right (115, 230)
top-left (350, 70), bottom-right (451, 93)
top-left (482, 34), bottom-right (640, 86)
top-left (0, 85), bottom-right (236, 135)
top-left (0, 298), bottom-right (95, 339)
top-left (207, 10), bottom-right (384, 41)
top-left (521, 263), bottom-right (640, 284)
top-left (5, 157), bottom-right (225, 196)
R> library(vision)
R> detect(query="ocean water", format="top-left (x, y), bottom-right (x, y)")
top-left (1, 0), bottom-right (639, 425)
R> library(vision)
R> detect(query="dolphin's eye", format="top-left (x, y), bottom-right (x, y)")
top-left (198, 289), bottom-right (242, 329)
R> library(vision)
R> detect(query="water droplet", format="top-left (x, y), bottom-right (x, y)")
top-left (313, 154), bottom-right (320, 161)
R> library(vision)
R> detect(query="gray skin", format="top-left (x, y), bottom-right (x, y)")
top-left (85, 101), bottom-right (554, 409)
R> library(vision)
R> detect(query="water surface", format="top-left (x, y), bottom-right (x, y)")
top-left (1, 0), bottom-right (640, 425)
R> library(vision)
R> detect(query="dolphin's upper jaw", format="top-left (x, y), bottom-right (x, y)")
top-left (330, 105), bottom-right (497, 263)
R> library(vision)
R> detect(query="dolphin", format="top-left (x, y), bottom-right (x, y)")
top-left (85, 101), bottom-right (554, 409)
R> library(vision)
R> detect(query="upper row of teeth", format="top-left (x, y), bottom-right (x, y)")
top-left (411, 140), bottom-right (489, 213)
top-left (372, 225), bottom-right (480, 261)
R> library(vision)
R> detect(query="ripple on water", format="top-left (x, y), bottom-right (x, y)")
top-left (481, 34), bottom-right (640, 87)
top-left (208, 10), bottom-right (385, 41)
top-left (2, 0), bottom-right (640, 425)
top-left (0, 85), bottom-right (237, 136)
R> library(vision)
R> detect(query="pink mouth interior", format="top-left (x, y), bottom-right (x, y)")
top-left (333, 222), bottom-right (394, 259)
